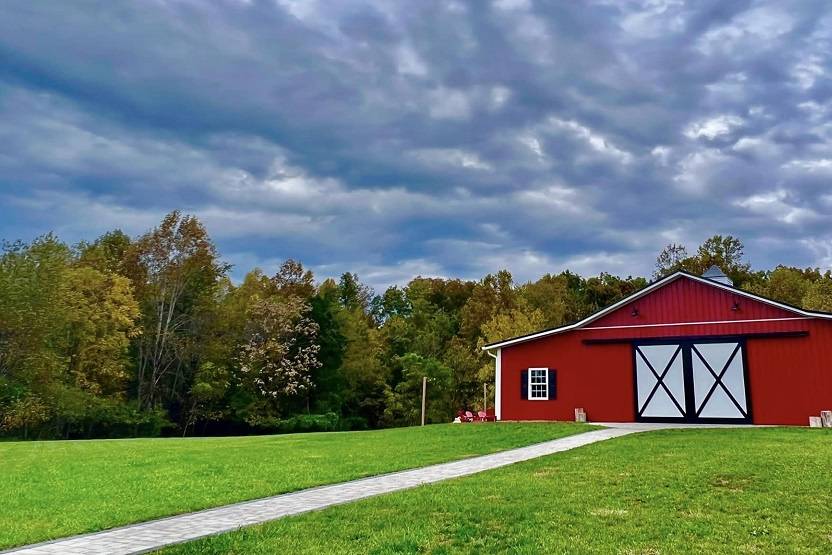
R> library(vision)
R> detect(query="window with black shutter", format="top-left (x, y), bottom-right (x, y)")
top-left (547, 369), bottom-right (557, 400)
top-left (522, 368), bottom-right (557, 400)
top-left (520, 369), bottom-right (528, 399)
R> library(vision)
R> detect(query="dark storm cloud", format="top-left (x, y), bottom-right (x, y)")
top-left (2, 0), bottom-right (832, 290)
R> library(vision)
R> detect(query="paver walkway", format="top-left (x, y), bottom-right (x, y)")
top-left (4, 427), bottom-right (640, 555)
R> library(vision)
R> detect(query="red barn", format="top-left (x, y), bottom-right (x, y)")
top-left (483, 268), bottom-right (832, 426)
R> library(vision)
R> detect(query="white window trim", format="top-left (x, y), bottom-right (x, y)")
top-left (528, 367), bottom-right (549, 401)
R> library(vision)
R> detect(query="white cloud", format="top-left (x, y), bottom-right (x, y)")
top-left (802, 238), bottom-right (832, 269)
top-left (797, 100), bottom-right (830, 123)
top-left (396, 43), bottom-right (428, 77)
top-left (672, 149), bottom-right (729, 194)
top-left (734, 189), bottom-right (818, 225)
top-left (556, 251), bottom-right (641, 277)
top-left (783, 159), bottom-right (832, 172)
top-left (427, 87), bottom-right (472, 120)
top-left (651, 145), bottom-right (671, 165)
top-left (620, 0), bottom-right (685, 38)
top-left (697, 6), bottom-right (794, 55)
top-left (489, 85), bottom-right (512, 110)
top-left (546, 117), bottom-right (633, 164)
top-left (732, 136), bottom-right (779, 158)
top-left (518, 134), bottom-right (545, 159)
top-left (704, 72), bottom-right (749, 104)
top-left (684, 115), bottom-right (744, 140)
top-left (493, 0), bottom-right (531, 10)
top-left (313, 258), bottom-right (446, 292)
top-left (515, 184), bottom-right (593, 216)
top-left (409, 148), bottom-right (492, 171)
top-left (1, 189), bottom-right (164, 239)
top-left (792, 54), bottom-right (825, 90)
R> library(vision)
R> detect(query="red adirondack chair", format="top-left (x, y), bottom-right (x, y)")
top-left (456, 410), bottom-right (473, 422)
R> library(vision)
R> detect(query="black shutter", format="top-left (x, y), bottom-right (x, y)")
top-left (548, 369), bottom-right (557, 400)
top-left (520, 369), bottom-right (528, 399)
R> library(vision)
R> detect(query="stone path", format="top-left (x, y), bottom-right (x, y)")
top-left (3, 427), bottom-right (639, 555)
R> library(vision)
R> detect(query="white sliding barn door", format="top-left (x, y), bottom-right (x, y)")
top-left (691, 342), bottom-right (749, 420)
top-left (633, 340), bottom-right (751, 423)
top-left (634, 344), bottom-right (686, 419)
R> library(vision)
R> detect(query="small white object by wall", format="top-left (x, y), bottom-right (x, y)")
top-left (809, 416), bottom-right (823, 428)
top-left (821, 411), bottom-right (832, 428)
top-left (575, 408), bottom-right (586, 423)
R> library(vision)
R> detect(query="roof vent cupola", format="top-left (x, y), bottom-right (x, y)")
top-left (702, 265), bottom-right (733, 286)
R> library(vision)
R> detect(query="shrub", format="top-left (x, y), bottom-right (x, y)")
top-left (249, 412), bottom-right (340, 434)
top-left (338, 416), bottom-right (369, 431)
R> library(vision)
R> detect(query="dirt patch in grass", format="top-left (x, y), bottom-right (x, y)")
top-left (621, 547), bottom-right (660, 555)
top-left (710, 473), bottom-right (754, 492)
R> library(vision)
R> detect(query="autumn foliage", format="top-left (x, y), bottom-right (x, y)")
top-left (1, 214), bottom-right (830, 438)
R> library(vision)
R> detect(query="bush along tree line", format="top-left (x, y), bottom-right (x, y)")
top-left (2, 213), bottom-right (831, 439)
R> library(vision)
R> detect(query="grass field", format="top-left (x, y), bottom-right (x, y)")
top-left (163, 427), bottom-right (832, 554)
top-left (0, 422), bottom-right (592, 549)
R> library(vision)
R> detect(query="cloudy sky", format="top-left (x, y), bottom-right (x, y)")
top-left (2, 0), bottom-right (832, 291)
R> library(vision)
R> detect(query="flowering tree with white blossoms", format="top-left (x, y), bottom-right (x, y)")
top-left (237, 286), bottom-right (320, 408)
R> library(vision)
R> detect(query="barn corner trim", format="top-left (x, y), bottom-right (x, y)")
top-left (481, 270), bottom-right (832, 352)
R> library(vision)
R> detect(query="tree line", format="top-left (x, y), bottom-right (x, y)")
top-left (2, 212), bottom-right (831, 439)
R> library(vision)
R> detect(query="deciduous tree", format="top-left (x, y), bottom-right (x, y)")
top-left (62, 266), bottom-right (141, 396)
top-left (124, 211), bottom-right (227, 410)
top-left (236, 261), bottom-right (321, 419)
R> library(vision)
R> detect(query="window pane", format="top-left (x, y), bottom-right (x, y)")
top-left (528, 368), bottom-right (548, 399)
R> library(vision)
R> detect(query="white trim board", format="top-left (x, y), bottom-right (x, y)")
top-left (482, 271), bottom-right (832, 351)
top-left (495, 348), bottom-right (502, 421)
top-left (582, 316), bottom-right (811, 331)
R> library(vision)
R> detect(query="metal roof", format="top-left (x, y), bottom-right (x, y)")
top-left (482, 269), bottom-right (832, 351)
top-left (702, 265), bottom-right (732, 285)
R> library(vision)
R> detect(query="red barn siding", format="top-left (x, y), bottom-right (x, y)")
top-left (498, 275), bottom-right (832, 426)
top-left (745, 320), bottom-right (832, 424)
top-left (501, 332), bottom-right (635, 422)
top-left (591, 277), bottom-right (797, 327)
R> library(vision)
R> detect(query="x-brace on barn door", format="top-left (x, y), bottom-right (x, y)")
top-left (633, 339), bottom-right (752, 424)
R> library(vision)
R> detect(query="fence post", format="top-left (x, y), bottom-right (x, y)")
top-left (421, 376), bottom-right (427, 426)
top-left (483, 383), bottom-right (487, 412)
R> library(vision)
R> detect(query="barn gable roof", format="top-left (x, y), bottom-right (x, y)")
top-left (482, 269), bottom-right (832, 351)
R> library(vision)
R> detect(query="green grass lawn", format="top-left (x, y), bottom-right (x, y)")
top-left (162, 427), bottom-right (832, 555)
top-left (0, 422), bottom-right (592, 549)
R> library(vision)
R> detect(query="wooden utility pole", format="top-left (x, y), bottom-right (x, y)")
top-left (483, 383), bottom-right (487, 412)
top-left (421, 376), bottom-right (427, 426)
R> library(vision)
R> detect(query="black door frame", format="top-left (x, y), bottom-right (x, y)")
top-left (632, 336), bottom-right (753, 424)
